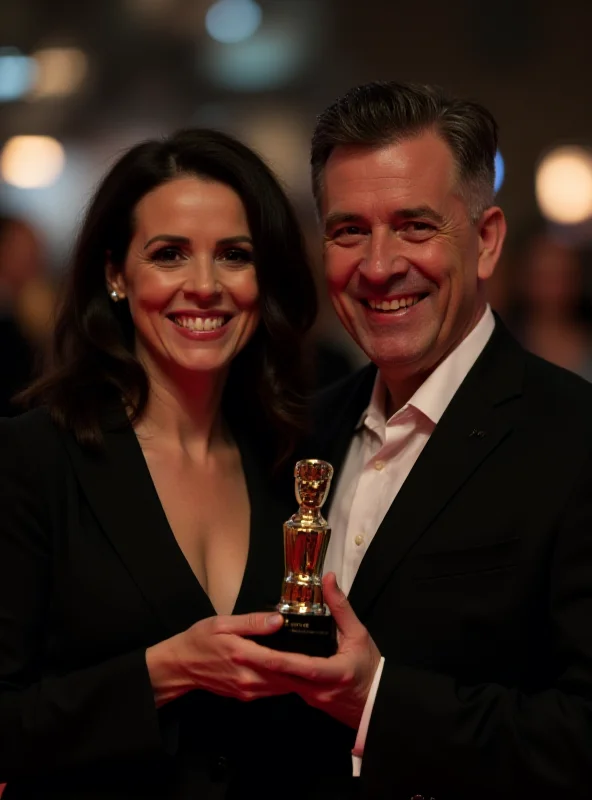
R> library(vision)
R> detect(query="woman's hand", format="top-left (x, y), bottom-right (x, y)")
top-left (146, 611), bottom-right (287, 707)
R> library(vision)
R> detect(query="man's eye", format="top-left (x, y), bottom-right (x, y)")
top-left (333, 226), bottom-right (365, 239)
top-left (401, 222), bottom-right (436, 238)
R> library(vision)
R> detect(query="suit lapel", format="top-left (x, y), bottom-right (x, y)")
top-left (311, 364), bottom-right (377, 516)
top-left (63, 409), bottom-right (214, 636)
top-left (346, 324), bottom-right (526, 619)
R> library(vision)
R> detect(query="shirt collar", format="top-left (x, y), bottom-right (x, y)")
top-left (359, 305), bottom-right (495, 431)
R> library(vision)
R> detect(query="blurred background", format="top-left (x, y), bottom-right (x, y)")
top-left (2, 0), bottom-right (592, 416)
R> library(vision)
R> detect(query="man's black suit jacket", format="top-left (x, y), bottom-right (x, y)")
top-left (309, 320), bottom-right (592, 799)
top-left (0, 408), bottom-right (357, 799)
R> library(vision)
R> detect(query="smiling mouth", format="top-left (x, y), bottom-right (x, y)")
top-left (167, 314), bottom-right (229, 332)
top-left (364, 294), bottom-right (427, 311)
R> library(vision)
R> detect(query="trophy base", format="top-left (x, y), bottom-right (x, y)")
top-left (262, 613), bottom-right (337, 657)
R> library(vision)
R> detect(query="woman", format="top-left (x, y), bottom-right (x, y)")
top-left (0, 129), bottom-right (320, 798)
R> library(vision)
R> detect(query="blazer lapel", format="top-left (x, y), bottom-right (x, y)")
top-left (311, 364), bottom-right (377, 517)
top-left (63, 410), bottom-right (214, 637)
top-left (347, 323), bottom-right (525, 620)
top-left (232, 432), bottom-right (292, 615)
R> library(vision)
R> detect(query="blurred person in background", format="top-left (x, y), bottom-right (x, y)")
top-left (507, 228), bottom-right (592, 380)
top-left (0, 215), bottom-right (55, 416)
top-left (0, 128), bottom-right (329, 799)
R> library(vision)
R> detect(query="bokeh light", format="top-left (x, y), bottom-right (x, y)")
top-left (29, 47), bottom-right (88, 98)
top-left (205, 0), bottom-right (262, 44)
top-left (0, 47), bottom-right (36, 102)
top-left (1, 136), bottom-right (66, 188)
top-left (204, 28), bottom-right (305, 91)
top-left (494, 150), bottom-right (505, 194)
top-left (535, 146), bottom-right (592, 225)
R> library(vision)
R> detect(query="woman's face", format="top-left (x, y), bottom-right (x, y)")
top-left (108, 176), bottom-right (260, 381)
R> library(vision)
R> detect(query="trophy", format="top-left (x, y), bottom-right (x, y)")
top-left (267, 459), bottom-right (338, 657)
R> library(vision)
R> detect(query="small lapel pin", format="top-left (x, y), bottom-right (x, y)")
top-left (469, 428), bottom-right (487, 439)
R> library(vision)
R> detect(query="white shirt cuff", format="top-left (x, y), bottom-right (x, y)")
top-left (351, 656), bottom-right (385, 777)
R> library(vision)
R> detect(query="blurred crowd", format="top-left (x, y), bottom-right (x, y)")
top-left (0, 214), bottom-right (55, 416)
top-left (2, 211), bottom-right (592, 415)
top-left (488, 224), bottom-right (592, 381)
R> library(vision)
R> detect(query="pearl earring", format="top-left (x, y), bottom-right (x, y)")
top-left (110, 289), bottom-right (120, 302)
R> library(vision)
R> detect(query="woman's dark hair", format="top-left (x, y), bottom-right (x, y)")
top-left (22, 128), bottom-right (317, 462)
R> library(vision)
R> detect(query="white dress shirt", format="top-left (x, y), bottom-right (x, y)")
top-left (324, 306), bottom-right (496, 775)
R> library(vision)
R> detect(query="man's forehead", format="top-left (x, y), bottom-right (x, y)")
top-left (325, 133), bottom-right (455, 180)
top-left (321, 132), bottom-right (459, 214)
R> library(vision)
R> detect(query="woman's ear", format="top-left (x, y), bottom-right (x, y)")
top-left (105, 256), bottom-right (126, 301)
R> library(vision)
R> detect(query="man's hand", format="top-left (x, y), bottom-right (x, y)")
top-left (235, 573), bottom-right (382, 729)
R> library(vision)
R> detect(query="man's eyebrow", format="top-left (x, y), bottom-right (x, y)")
top-left (323, 207), bottom-right (445, 233)
top-left (323, 212), bottom-right (363, 233)
top-left (395, 206), bottom-right (445, 224)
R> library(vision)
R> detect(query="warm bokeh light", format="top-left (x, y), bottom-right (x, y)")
top-left (29, 47), bottom-right (88, 98)
top-left (205, 0), bottom-right (262, 44)
top-left (1, 136), bottom-right (66, 188)
top-left (241, 110), bottom-right (311, 196)
top-left (535, 146), bottom-right (592, 225)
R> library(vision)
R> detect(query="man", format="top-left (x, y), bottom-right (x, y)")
top-left (242, 82), bottom-right (592, 798)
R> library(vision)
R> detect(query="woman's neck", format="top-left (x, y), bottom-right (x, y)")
top-left (134, 360), bottom-right (230, 458)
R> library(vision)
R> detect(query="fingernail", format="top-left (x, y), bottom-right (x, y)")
top-left (266, 613), bottom-right (283, 627)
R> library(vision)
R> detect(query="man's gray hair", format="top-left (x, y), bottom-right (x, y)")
top-left (311, 81), bottom-right (498, 222)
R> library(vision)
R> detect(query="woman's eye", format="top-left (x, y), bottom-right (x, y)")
top-left (151, 246), bottom-right (183, 262)
top-left (220, 248), bottom-right (254, 264)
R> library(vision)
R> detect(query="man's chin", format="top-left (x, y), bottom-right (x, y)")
top-left (369, 348), bottom-right (434, 379)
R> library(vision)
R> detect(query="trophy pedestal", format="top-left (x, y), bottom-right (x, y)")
top-left (264, 613), bottom-right (337, 657)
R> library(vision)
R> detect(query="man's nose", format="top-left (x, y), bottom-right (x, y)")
top-left (357, 230), bottom-right (409, 284)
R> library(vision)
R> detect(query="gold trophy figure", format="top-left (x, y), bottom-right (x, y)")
top-left (267, 459), bottom-right (338, 657)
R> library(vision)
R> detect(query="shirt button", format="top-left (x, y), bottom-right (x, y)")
top-left (354, 534), bottom-right (365, 546)
top-left (374, 460), bottom-right (385, 470)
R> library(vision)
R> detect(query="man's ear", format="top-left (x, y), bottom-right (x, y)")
top-left (476, 206), bottom-right (506, 281)
top-left (105, 256), bottom-right (126, 301)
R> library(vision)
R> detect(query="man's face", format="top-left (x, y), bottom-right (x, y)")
top-left (321, 131), bottom-right (504, 383)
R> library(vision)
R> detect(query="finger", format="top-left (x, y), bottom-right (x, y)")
top-left (323, 572), bottom-right (365, 639)
top-left (235, 640), bottom-right (344, 683)
top-left (212, 666), bottom-right (299, 701)
top-left (215, 611), bottom-right (284, 637)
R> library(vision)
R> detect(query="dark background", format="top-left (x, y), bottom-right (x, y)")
top-left (1, 0), bottom-right (592, 362)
